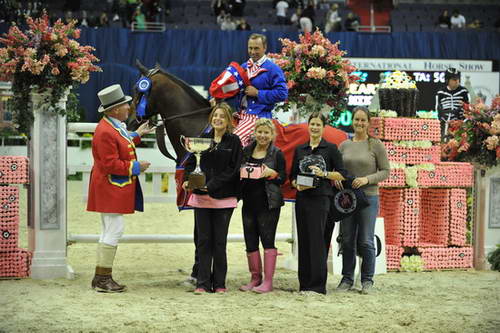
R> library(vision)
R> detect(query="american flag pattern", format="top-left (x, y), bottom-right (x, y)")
top-left (246, 59), bottom-right (268, 80)
top-left (233, 112), bottom-right (258, 147)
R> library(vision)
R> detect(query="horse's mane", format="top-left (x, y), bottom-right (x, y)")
top-left (157, 67), bottom-right (210, 107)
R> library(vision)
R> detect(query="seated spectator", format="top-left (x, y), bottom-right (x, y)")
top-left (144, 0), bottom-right (161, 22)
top-left (467, 19), bottom-right (482, 29)
top-left (220, 14), bottom-right (236, 30)
top-left (212, 0), bottom-right (228, 17)
top-left (302, 1), bottom-right (316, 26)
top-left (450, 10), bottom-right (466, 29)
top-left (319, 0), bottom-right (330, 11)
top-left (230, 0), bottom-right (245, 17)
top-left (99, 12), bottom-right (110, 27)
top-left (80, 10), bottom-right (89, 27)
top-left (236, 18), bottom-right (251, 30)
top-left (217, 9), bottom-right (228, 25)
top-left (126, 0), bottom-right (139, 23)
top-left (300, 16), bottom-right (313, 33)
top-left (64, 10), bottom-right (74, 24)
top-left (288, 0), bottom-right (304, 9)
top-left (495, 17), bottom-right (500, 32)
top-left (344, 12), bottom-right (359, 31)
top-left (290, 7), bottom-right (302, 28)
top-left (133, 6), bottom-right (146, 29)
top-left (324, 3), bottom-right (341, 33)
top-left (437, 10), bottom-right (451, 29)
top-left (276, 0), bottom-right (289, 25)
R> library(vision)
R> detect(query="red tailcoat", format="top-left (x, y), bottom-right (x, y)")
top-left (87, 116), bottom-right (143, 214)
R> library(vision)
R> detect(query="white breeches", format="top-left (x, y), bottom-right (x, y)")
top-left (99, 213), bottom-right (125, 246)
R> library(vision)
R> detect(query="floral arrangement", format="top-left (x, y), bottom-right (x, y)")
top-left (268, 29), bottom-right (358, 120)
top-left (416, 110), bottom-right (438, 119)
top-left (442, 96), bottom-right (500, 169)
top-left (377, 110), bottom-right (398, 118)
top-left (0, 12), bottom-right (101, 135)
top-left (380, 70), bottom-right (417, 89)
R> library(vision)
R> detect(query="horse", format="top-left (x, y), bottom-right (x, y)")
top-left (130, 61), bottom-right (212, 163)
top-left (130, 61), bottom-right (348, 203)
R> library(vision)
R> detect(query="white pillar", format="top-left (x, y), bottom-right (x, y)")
top-left (28, 89), bottom-right (73, 279)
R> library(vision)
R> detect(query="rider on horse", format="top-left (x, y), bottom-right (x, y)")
top-left (210, 33), bottom-right (288, 146)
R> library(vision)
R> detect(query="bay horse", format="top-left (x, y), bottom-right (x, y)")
top-left (130, 61), bottom-right (348, 202)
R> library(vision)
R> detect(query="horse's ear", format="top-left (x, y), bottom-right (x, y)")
top-left (136, 59), bottom-right (149, 76)
top-left (155, 62), bottom-right (161, 70)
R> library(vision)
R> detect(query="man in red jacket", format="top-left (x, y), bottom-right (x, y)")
top-left (87, 84), bottom-right (154, 293)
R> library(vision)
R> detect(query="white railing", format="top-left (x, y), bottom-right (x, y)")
top-left (0, 123), bottom-right (178, 203)
top-left (131, 21), bottom-right (166, 32)
top-left (357, 25), bottom-right (392, 33)
top-left (66, 122), bottom-right (177, 203)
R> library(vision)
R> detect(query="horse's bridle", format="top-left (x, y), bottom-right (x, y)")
top-left (133, 67), bottom-right (212, 162)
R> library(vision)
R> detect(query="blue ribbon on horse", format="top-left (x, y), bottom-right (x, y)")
top-left (135, 77), bottom-right (152, 118)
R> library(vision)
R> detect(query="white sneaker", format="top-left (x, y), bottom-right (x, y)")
top-left (180, 276), bottom-right (197, 287)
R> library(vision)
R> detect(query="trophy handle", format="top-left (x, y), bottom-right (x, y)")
top-left (180, 135), bottom-right (188, 151)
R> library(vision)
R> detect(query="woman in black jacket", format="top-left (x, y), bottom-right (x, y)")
top-left (239, 118), bottom-right (286, 294)
top-left (183, 102), bottom-right (243, 294)
top-left (290, 111), bottom-right (346, 295)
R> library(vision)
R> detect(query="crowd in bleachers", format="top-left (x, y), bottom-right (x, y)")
top-left (0, 0), bottom-right (498, 33)
top-left (164, 0), bottom-right (360, 33)
top-left (392, 3), bottom-right (500, 32)
top-left (0, 0), bottom-right (170, 29)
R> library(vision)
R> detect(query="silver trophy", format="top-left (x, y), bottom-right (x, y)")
top-left (297, 154), bottom-right (326, 188)
top-left (180, 136), bottom-right (213, 189)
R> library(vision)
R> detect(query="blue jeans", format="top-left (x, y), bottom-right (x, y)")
top-left (339, 195), bottom-right (379, 284)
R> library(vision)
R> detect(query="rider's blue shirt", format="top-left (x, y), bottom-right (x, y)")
top-left (239, 58), bottom-right (288, 119)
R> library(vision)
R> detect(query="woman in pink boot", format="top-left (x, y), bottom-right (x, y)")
top-left (239, 118), bottom-right (286, 293)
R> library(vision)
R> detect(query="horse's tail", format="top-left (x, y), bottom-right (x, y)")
top-left (135, 59), bottom-right (149, 76)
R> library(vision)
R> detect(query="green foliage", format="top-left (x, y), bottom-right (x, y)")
top-left (487, 245), bottom-right (500, 271)
top-left (66, 88), bottom-right (85, 122)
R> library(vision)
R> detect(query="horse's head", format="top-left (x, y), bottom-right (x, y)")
top-left (129, 59), bottom-right (211, 162)
top-left (128, 60), bottom-right (162, 130)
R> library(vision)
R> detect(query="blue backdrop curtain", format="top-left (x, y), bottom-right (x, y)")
top-left (21, 27), bottom-right (500, 121)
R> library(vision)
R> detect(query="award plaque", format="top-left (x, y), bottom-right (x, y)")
top-left (296, 154), bottom-right (326, 188)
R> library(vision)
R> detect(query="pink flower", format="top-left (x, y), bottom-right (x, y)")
top-left (73, 29), bottom-right (81, 39)
top-left (287, 80), bottom-right (296, 89)
top-left (294, 59), bottom-right (302, 73)
top-left (51, 67), bottom-right (60, 75)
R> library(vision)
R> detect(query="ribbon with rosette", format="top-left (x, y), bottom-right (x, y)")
top-left (135, 77), bottom-right (152, 118)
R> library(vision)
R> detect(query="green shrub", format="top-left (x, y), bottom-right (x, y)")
top-left (487, 245), bottom-right (500, 271)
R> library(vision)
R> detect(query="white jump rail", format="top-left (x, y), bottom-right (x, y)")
top-left (68, 233), bottom-right (292, 244)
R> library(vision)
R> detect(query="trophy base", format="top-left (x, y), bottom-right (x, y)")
top-left (188, 173), bottom-right (206, 190)
top-left (296, 174), bottom-right (320, 188)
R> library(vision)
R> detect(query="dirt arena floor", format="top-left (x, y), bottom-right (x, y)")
top-left (1, 181), bottom-right (499, 332)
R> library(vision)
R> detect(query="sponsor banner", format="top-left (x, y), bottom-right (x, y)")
top-left (347, 58), bottom-right (493, 72)
top-left (462, 71), bottom-right (499, 105)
